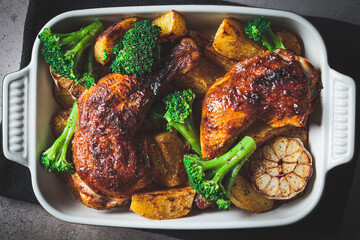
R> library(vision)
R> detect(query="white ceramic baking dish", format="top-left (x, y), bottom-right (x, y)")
top-left (2, 5), bottom-right (356, 229)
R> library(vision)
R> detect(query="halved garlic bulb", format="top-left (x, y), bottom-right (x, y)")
top-left (249, 137), bottom-right (313, 200)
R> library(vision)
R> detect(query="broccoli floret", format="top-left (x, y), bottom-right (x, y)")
top-left (40, 102), bottom-right (78, 174)
top-left (110, 43), bottom-right (125, 74)
top-left (163, 89), bottom-right (201, 155)
top-left (79, 47), bottom-right (97, 89)
top-left (244, 16), bottom-right (285, 51)
top-left (184, 136), bottom-right (256, 210)
top-left (110, 20), bottom-right (161, 76)
top-left (112, 38), bottom-right (123, 56)
top-left (38, 20), bottom-right (104, 89)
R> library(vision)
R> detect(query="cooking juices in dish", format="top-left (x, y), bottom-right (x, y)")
top-left (38, 10), bottom-right (321, 220)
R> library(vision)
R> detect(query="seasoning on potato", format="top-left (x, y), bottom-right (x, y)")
top-left (130, 186), bottom-right (196, 220)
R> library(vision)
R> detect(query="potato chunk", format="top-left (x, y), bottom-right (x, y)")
top-left (240, 121), bottom-right (308, 147)
top-left (151, 132), bottom-right (188, 187)
top-left (204, 43), bottom-right (237, 71)
top-left (130, 186), bottom-right (196, 220)
top-left (174, 30), bottom-right (225, 95)
top-left (152, 10), bottom-right (188, 42)
top-left (51, 68), bottom-right (85, 109)
top-left (51, 108), bottom-right (71, 138)
top-left (94, 17), bottom-right (139, 65)
top-left (274, 29), bottom-right (302, 56)
top-left (230, 175), bottom-right (274, 213)
top-left (175, 57), bottom-right (224, 96)
top-left (212, 18), bottom-right (265, 61)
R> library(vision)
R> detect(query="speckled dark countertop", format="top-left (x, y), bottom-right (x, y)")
top-left (1, 0), bottom-right (359, 239)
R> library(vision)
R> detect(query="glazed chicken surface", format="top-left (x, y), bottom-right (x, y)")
top-left (71, 38), bottom-right (200, 209)
top-left (201, 49), bottom-right (321, 159)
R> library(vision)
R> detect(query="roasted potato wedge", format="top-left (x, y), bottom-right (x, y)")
top-left (94, 17), bottom-right (139, 65)
top-left (51, 108), bottom-right (71, 138)
top-left (279, 125), bottom-right (309, 147)
top-left (151, 132), bottom-right (188, 187)
top-left (204, 43), bottom-right (237, 71)
top-left (240, 121), bottom-right (308, 148)
top-left (230, 175), bottom-right (274, 213)
top-left (130, 186), bottom-right (196, 220)
top-left (274, 29), bottom-right (302, 56)
top-left (175, 57), bottom-right (224, 96)
top-left (174, 30), bottom-right (224, 96)
top-left (152, 10), bottom-right (188, 42)
top-left (52, 85), bottom-right (76, 110)
top-left (50, 68), bottom-right (85, 109)
top-left (212, 18), bottom-right (265, 61)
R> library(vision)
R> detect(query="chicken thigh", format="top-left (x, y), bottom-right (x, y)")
top-left (71, 38), bottom-right (200, 209)
top-left (200, 49), bottom-right (321, 159)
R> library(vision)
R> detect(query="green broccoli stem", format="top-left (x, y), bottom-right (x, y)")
top-left (66, 32), bottom-right (97, 60)
top-left (209, 137), bottom-right (256, 184)
top-left (57, 20), bottom-right (103, 48)
top-left (223, 162), bottom-right (243, 194)
top-left (64, 22), bottom-right (103, 80)
top-left (172, 113), bottom-right (201, 155)
top-left (223, 150), bottom-right (253, 194)
top-left (42, 102), bottom-right (78, 173)
top-left (59, 101), bottom-right (78, 155)
top-left (84, 47), bottom-right (95, 76)
top-left (45, 102), bottom-right (78, 156)
top-left (205, 152), bottom-right (251, 193)
top-left (201, 136), bottom-right (256, 171)
top-left (261, 29), bottom-right (285, 51)
top-left (201, 136), bottom-right (255, 209)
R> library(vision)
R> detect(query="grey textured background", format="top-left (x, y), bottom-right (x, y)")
top-left (1, 0), bottom-right (359, 239)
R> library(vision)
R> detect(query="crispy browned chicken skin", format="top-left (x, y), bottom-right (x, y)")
top-left (200, 49), bottom-right (321, 159)
top-left (71, 38), bottom-right (200, 209)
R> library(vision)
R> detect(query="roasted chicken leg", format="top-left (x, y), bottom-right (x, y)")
top-left (201, 49), bottom-right (321, 159)
top-left (71, 38), bottom-right (200, 209)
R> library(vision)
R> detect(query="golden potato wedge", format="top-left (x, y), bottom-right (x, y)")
top-left (151, 132), bottom-right (188, 187)
top-left (274, 29), bottom-right (302, 56)
top-left (204, 43), bottom-right (237, 71)
top-left (130, 186), bottom-right (196, 220)
top-left (212, 18), bottom-right (265, 61)
top-left (240, 121), bottom-right (308, 148)
top-left (230, 175), bottom-right (274, 213)
top-left (240, 121), bottom-right (294, 147)
top-left (51, 108), bottom-right (71, 138)
top-left (152, 10), bottom-right (188, 42)
top-left (52, 85), bottom-right (76, 110)
top-left (94, 17), bottom-right (139, 65)
top-left (175, 57), bottom-right (224, 96)
top-left (173, 30), bottom-right (223, 95)
top-left (279, 125), bottom-right (309, 147)
top-left (50, 67), bottom-right (85, 109)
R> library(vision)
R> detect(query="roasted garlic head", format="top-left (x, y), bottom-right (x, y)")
top-left (250, 137), bottom-right (313, 200)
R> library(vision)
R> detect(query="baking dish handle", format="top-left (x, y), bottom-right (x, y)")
top-left (327, 69), bottom-right (356, 171)
top-left (2, 66), bottom-right (29, 167)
